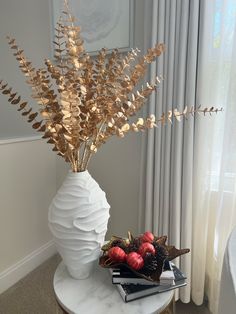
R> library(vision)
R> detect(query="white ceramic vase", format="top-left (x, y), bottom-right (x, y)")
top-left (48, 170), bottom-right (110, 279)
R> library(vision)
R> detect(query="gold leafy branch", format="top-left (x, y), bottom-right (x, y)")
top-left (0, 80), bottom-right (45, 131)
top-left (0, 0), bottom-right (221, 172)
top-left (159, 105), bottom-right (223, 124)
top-left (102, 106), bottom-right (223, 138)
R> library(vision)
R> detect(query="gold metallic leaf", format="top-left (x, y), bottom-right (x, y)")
top-left (167, 110), bottom-right (172, 123)
top-left (174, 109), bottom-right (181, 121)
top-left (22, 108), bottom-right (32, 116)
top-left (40, 111), bottom-right (50, 118)
top-left (38, 125), bottom-right (46, 132)
top-left (121, 123), bottom-right (130, 132)
top-left (8, 93), bottom-right (17, 102)
top-left (11, 96), bottom-right (21, 104)
top-left (64, 134), bottom-right (72, 141)
top-left (136, 118), bottom-right (144, 126)
top-left (61, 100), bottom-right (70, 107)
top-left (32, 121), bottom-right (43, 129)
top-left (183, 106), bottom-right (188, 116)
top-left (42, 131), bottom-right (51, 139)
top-left (47, 139), bottom-right (54, 144)
top-left (8, 38), bottom-right (15, 45)
top-left (28, 112), bottom-right (38, 121)
top-left (131, 123), bottom-right (139, 132)
top-left (80, 85), bottom-right (86, 95)
top-left (116, 128), bottom-right (125, 138)
top-left (90, 144), bottom-right (97, 153)
top-left (17, 102), bottom-right (27, 111)
top-left (2, 88), bottom-right (12, 95)
top-left (68, 143), bottom-right (74, 150)
top-left (0, 83), bottom-right (8, 90)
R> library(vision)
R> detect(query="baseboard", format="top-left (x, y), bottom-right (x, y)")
top-left (0, 240), bottom-right (57, 294)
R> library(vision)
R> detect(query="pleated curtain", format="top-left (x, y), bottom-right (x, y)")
top-left (138, 0), bottom-right (200, 303)
top-left (139, 0), bottom-right (236, 311)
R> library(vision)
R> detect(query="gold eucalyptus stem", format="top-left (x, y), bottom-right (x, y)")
top-left (77, 147), bottom-right (82, 172)
top-left (82, 119), bottom-right (106, 170)
top-left (96, 119), bottom-right (106, 143)
top-left (80, 140), bottom-right (89, 171)
top-left (72, 154), bottom-right (78, 172)
top-left (57, 19), bottom-right (66, 74)
top-left (73, 149), bottom-right (78, 171)
top-left (55, 20), bottom-right (67, 97)
top-left (73, 164), bottom-right (78, 172)
top-left (67, 152), bottom-right (76, 172)
top-left (67, 148), bottom-right (78, 172)
top-left (11, 46), bottom-right (48, 109)
top-left (84, 151), bottom-right (93, 170)
top-left (16, 53), bottom-right (56, 133)
top-left (64, 0), bottom-right (74, 25)
top-left (81, 146), bottom-right (90, 171)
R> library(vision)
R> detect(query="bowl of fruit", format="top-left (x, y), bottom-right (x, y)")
top-left (99, 231), bottom-right (190, 282)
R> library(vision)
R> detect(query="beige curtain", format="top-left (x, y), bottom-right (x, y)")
top-left (139, 0), bottom-right (236, 312)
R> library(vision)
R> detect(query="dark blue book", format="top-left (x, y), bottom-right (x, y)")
top-left (112, 261), bottom-right (186, 286)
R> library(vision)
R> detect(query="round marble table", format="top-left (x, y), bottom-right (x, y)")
top-left (54, 262), bottom-right (174, 314)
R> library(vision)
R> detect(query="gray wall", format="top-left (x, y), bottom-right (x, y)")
top-left (0, 0), bottom-right (52, 139)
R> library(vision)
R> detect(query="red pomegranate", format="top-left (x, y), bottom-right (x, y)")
top-left (138, 242), bottom-right (155, 257)
top-left (108, 247), bottom-right (126, 263)
top-left (126, 252), bottom-right (144, 270)
top-left (140, 231), bottom-right (154, 243)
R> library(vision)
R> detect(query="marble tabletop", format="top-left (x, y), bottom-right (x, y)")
top-left (54, 262), bottom-right (174, 314)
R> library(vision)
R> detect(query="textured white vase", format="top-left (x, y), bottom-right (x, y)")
top-left (48, 170), bottom-right (110, 279)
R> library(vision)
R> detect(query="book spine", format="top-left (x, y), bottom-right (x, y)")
top-left (116, 284), bottom-right (128, 302)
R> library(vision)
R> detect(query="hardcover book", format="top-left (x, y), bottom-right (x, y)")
top-left (112, 262), bottom-right (185, 286)
top-left (115, 265), bottom-right (187, 302)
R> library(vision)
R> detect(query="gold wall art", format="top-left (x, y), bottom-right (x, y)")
top-left (0, 0), bottom-right (222, 172)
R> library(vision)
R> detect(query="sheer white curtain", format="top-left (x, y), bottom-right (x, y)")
top-left (140, 0), bottom-right (236, 312)
top-left (192, 1), bottom-right (236, 313)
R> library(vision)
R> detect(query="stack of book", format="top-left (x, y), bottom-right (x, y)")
top-left (109, 261), bottom-right (187, 302)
